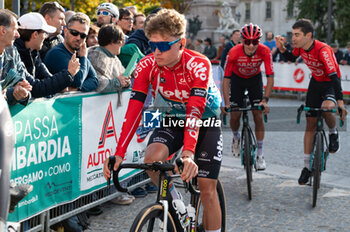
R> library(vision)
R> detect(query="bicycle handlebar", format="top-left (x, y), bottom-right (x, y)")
top-left (225, 105), bottom-right (268, 123)
top-left (296, 104), bottom-right (344, 126)
top-left (108, 157), bottom-right (200, 195)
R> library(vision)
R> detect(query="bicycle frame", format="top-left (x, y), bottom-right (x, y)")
top-left (296, 104), bottom-right (343, 207)
top-left (109, 157), bottom-right (200, 232)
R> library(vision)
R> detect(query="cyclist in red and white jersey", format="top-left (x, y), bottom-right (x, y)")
top-left (103, 9), bottom-right (223, 231)
top-left (222, 23), bottom-right (274, 170)
top-left (275, 19), bottom-right (347, 185)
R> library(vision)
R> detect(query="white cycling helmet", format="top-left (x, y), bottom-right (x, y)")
top-left (97, 3), bottom-right (119, 18)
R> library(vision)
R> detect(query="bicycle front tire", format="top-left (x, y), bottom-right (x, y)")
top-left (130, 203), bottom-right (177, 232)
top-left (312, 132), bottom-right (323, 208)
top-left (243, 128), bottom-right (253, 200)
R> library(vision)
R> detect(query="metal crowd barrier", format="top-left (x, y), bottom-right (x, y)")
top-left (20, 171), bottom-right (150, 232)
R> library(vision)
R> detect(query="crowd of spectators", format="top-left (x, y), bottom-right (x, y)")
top-left (0, 2), bottom-right (162, 230)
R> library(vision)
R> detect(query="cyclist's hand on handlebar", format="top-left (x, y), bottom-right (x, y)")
top-left (338, 106), bottom-right (348, 122)
top-left (176, 151), bottom-right (198, 183)
top-left (337, 100), bottom-right (347, 122)
top-left (259, 101), bottom-right (269, 114)
top-left (103, 155), bottom-right (123, 180)
top-left (221, 105), bottom-right (230, 115)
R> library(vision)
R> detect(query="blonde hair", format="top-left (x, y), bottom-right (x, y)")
top-left (145, 9), bottom-right (186, 39)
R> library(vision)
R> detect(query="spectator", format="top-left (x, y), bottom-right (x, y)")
top-left (203, 37), bottom-right (217, 60)
top-left (124, 13), bottom-right (156, 56)
top-left (220, 29), bottom-right (240, 68)
top-left (340, 42), bottom-right (350, 65)
top-left (86, 24), bottom-right (99, 47)
top-left (215, 36), bottom-right (226, 60)
top-left (15, 12), bottom-right (79, 95)
top-left (276, 34), bottom-right (292, 63)
top-left (44, 13), bottom-right (98, 92)
top-left (0, 9), bottom-right (31, 105)
top-left (39, 1), bottom-right (66, 60)
top-left (88, 24), bottom-right (131, 93)
top-left (0, 9), bottom-right (80, 106)
top-left (96, 2), bottom-right (119, 27)
top-left (133, 13), bottom-right (145, 31)
top-left (263, 31), bottom-right (277, 61)
top-left (186, 37), bottom-right (195, 50)
top-left (194, 39), bottom-right (204, 53)
top-left (64, 10), bottom-right (76, 25)
top-left (117, 8), bottom-right (134, 36)
top-left (330, 43), bottom-right (343, 64)
top-left (125, 5), bottom-right (138, 16)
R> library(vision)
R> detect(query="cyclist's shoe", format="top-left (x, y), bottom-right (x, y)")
top-left (9, 183), bottom-right (33, 213)
top-left (298, 167), bottom-right (311, 185)
top-left (255, 156), bottom-right (266, 171)
top-left (232, 137), bottom-right (241, 157)
top-left (329, 130), bottom-right (339, 153)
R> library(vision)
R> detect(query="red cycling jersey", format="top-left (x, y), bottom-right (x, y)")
top-left (224, 43), bottom-right (274, 78)
top-left (292, 40), bottom-right (341, 82)
top-left (115, 49), bottom-right (221, 158)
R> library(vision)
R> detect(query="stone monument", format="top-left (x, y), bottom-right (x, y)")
top-left (186, 0), bottom-right (240, 46)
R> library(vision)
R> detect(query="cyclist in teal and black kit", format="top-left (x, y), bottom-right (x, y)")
top-left (276, 19), bottom-right (348, 185)
top-left (103, 9), bottom-right (223, 232)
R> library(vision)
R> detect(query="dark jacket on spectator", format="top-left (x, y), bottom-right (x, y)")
top-left (343, 52), bottom-right (350, 65)
top-left (39, 34), bottom-right (64, 60)
top-left (220, 41), bottom-right (238, 69)
top-left (334, 50), bottom-right (344, 64)
top-left (203, 45), bottom-right (217, 60)
top-left (277, 43), bottom-right (292, 62)
top-left (126, 29), bottom-right (152, 55)
top-left (44, 43), bottom-right (98, 92)
top-left (14, 38), bottom-right (73, 90)
top-left (2, 46), bottom-right (74, 105)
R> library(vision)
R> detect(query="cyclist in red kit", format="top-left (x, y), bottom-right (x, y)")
top-left (276, 19), bottom-right (347, 185)
top-left (103, 9), bottom-right (223, 231)
top-left (223, 23), bottom-right (274, 170)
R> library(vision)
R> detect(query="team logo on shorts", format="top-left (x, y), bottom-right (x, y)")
top-left (143, 109), bottom-right (162, 128)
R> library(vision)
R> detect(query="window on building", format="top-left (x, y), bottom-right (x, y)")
top-left (287, 2), bottom-right (294, 18)
top-left (245, 3), bottom-right (250, 20)
top-left (266, 2), bottom-right (272, 19)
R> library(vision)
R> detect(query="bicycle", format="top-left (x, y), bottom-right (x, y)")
top-left (297, 104), bottom-right (344, 207)
top-left (108, 156), bottom-right (226, 232)
top-left (225, 93), bottom-right (267, 200)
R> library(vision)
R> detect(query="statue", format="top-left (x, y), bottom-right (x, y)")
top-left (214, 2), bottom-right (240, 31)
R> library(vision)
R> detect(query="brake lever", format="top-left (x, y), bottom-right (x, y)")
top-left (338, 107), bottom-right (344, 127)
top-left (107, 156), bottom-right (116, 188)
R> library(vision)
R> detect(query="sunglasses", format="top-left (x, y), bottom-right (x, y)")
top-left (149, 38), bottom-right (181, 52)
top-left (122, 17), bottom-right (133, 22)
top-left (97, 10), bottom-right (113, 17)
top-left (244, 39), bottom-right (259, 46)
top-left (68, 28), bottom-right (87, 39)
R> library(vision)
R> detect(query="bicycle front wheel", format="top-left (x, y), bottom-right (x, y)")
top-left (195, 179), bottom-right (226, 232)
top-left (312, 132), bottom-right (323, 208)
top-left (130, 203), bottom-right (177, 232)
top-left (243, 128), bottom-right (253, 200)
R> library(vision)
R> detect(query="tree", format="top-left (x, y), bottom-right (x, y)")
top-left (288, 0), bottom-right (350, 46)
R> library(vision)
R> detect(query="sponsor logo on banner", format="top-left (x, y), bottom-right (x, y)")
top-left (293, 68), bottom-right (305, 83)
top-left (87, 102), bottom-right (117, 173)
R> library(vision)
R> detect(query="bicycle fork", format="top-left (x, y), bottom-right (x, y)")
top-left (160, 200), bottom-right (169, 232)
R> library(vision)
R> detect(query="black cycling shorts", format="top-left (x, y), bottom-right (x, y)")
top-left (305, 77), bottom-right (336, 117)
top-left (228, 72), bottom-right (263, 107)
top-left (147, 117), bottom-right (222, 180)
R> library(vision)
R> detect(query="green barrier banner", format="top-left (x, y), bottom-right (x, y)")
top-left (8, 92), bottom-right (151, 222)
